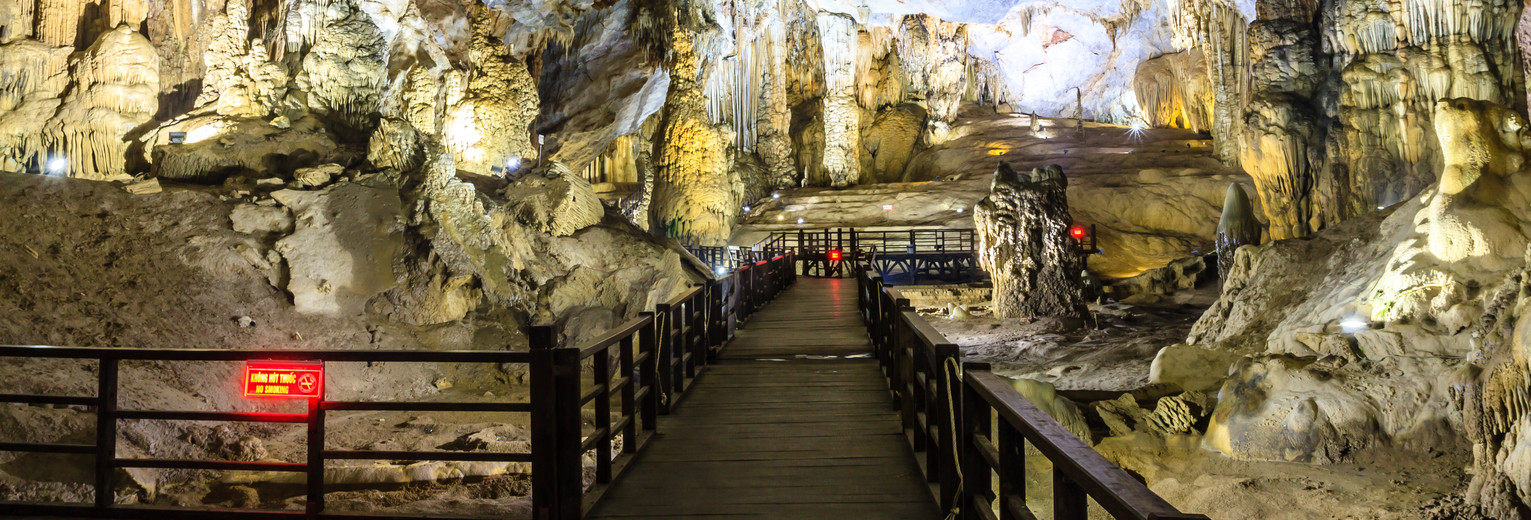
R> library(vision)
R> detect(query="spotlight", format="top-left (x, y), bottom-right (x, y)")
top-left (777, 215), bottom-right (784, 221)
top-left (168, 132), bottom-right (187, 145)
top-left (956, 207), bottom-right (965, 214)
top-left (1340, 319), bottom-right (1369, 334)
top-left (506, 157), bottom-right (521, 170)
top-left (772, 192), bottom-right (781, 199)
top-left (46, 157), bottom-right (67, 175)
top-left (1126, 120), bottom-right (1148, 141)
top-left (715, 266), bottom-right (728, 276)
top-left (743, 205), bottom-right (751, 213)
top-left (1376, 205), bottom-right (1385, 210)
top-left (796, 217), bottom-right (804, 225)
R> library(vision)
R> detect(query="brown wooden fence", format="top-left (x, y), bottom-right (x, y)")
top-left (854, 261), bottom-right (1208, 520)
top-left (0, 253), bottom-right (796, 520)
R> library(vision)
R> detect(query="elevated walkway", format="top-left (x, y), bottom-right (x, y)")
top-left (588, 278), bottom-right (940, 519)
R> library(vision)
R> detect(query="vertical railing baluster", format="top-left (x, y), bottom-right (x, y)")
top-left (306, 396), bottom-right (325, 514)
top-left (94, 357), bottom-right (117, 511)
top-left (620, 335), bottom-right (638, 453)
top-left (553, 345), bottom-right (582, 520)
top-left (936, 345), bottom-right (962, 513)
top-left (654, 304), bottom-right (674, 413)
top-left (998, 419), bottom-right (1025, 520)
top-left (594, 342), bottom-right (612, 484)
top-left (1054, 467), bottom-right (1087, 520)
top-left (639, 313), bottom-right (659, 430)
top-left (530, 326), bottom-right (557, 520)
top-left (962, 362), bottom-right (993, 520)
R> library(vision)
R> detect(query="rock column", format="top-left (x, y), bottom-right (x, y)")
top-left (974, 163), bottom-right (1086, 320)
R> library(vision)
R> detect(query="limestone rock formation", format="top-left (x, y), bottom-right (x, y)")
top-left (1187, 100), bottom-right (1531, 494)
top-left (45, 24), bottom-right (158, 180)
top-left (1134, 50), bottom-right (1213, 131)
top-left (445, 8), bottom-right (539, 175)
top-left (650, 27), bottom-right (737, 245)
top-left (292, 0), bottom-right (387, 141)
top-left (974, 162), bottom-right (1085, 320)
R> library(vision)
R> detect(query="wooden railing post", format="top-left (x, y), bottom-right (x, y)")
top-left (638, 312), bottom-right (659, 430)
top-left (1054, 467), bottom-right (1087, 520)
top-left (306, 396), bottom-right (325, 515)
top-left (552, 344), bottom-right (582, 520)
top-left (961, 362), bottom-right (993, 520)
top-left (94, 357), bottom-right (117, 510)
top-left (654, 303), bottom-right (674, 413)
top-left (619, 335), bottom-right (638, 452)
top-left (998, 419), bottom-right (1025, 520)
top-left (530, 325), bottom-right (558, 520)
top-left (935, 345), bottom-right (962, 514)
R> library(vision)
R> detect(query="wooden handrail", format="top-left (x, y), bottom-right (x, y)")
top-left (852, 261), bottom-right (1207, 520)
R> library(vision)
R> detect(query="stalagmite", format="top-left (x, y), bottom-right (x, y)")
top-left (1214, 183), bottom-right (1261, 283)
top-left (974, 163), bottom-right (1086, 320)
top-left (817, 12), bottom-right (860, 188)
top-left (443, 7), bottom-right (538, 175)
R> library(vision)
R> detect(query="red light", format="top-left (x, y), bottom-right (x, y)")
top-left (1069, 226), bottom-right (1087, 240)
top-left (828, 250), bottom-right (843, 262)
top-left (244, 360), bottom-right (324, 399)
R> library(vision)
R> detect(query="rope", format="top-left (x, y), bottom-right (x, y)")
top-left (943, 356), bottom-right (964, 520)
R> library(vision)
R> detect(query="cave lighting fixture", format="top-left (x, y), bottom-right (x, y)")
top-left (743, 205), bottom-right (751, 213)
top-left (715, 266), bottom-right (728, 277)
top-left (956, 207), bottom-right (965, 214)
top-left (797, 218), bottom-right (805, 225)
top-left (882, 204), bottom-right (894, 211)
top-left (772, 192), bottom-right (781, 199)
top-left (46, 157), bottom-right (67, 175)
top-left (1340, 318), bottom-right (1370, 334)
top-left (507, 157), bottom-right (521, 170)
top-left (777, 214), bottom-right (784, 221)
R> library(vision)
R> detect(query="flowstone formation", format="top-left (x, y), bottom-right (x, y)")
top-left (974, 162), bottom-right (1085, 320)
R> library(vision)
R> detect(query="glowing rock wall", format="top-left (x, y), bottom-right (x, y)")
top-left (818, 12), bottom-right (861, 188)
top-left (445, 7), bottom-right (538, 174)
top-left (651, 29), bottom-right (737, 246)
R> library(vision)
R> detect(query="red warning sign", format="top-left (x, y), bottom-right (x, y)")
top-left (243, 361), bottom-right (324, 399)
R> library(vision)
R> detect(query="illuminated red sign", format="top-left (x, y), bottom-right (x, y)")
top-left (244, 361), bottom-right (324, 399)
top-left (828, 250), bottom-right (843, 262)
top-left (1069, 225), bottom-right (1088, 240)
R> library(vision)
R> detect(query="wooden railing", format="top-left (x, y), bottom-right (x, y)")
top-left (0, 253), bottom-right (797, 520)
top-left (854, 261), bottom-right (1207, 520)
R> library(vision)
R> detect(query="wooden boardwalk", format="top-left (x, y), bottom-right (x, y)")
top-left (588, 278), bottom-right (941, 520)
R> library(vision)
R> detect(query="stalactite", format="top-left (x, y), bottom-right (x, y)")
top-left (34, 0), bottom-right (83, 47)
top-left (0, 0), bottom-right (37, 43)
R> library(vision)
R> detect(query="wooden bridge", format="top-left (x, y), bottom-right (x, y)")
top-left (0, 255), bottom-right (1206, 520)
top-left (690, 228), bottom-right (987, 284)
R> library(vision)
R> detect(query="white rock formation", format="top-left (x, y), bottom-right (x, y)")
top-left (273, 184), bottom-right (405, 316)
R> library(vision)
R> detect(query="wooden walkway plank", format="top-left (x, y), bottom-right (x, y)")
top-left (587, 278), bottom-right (941, 520)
